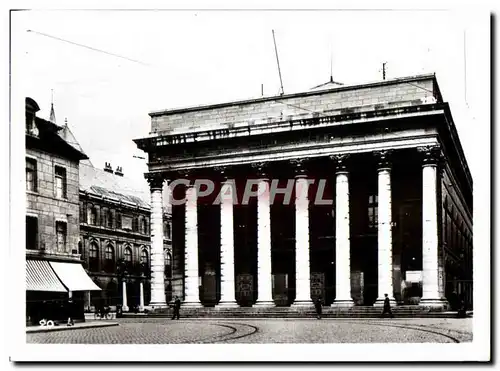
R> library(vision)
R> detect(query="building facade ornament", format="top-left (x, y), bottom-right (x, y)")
top-left (146, 172), bottom-right (165, 190)
top-left (417, 145), bottom-right (443, 166)
top-left (329, 154), bottom-right (350, 172)
top-left (290, 158), bottom-right (307, 176)
top-left (251, 161), bottom-right (269, 178)
top-left (374, 150), bottom-right (393, 169)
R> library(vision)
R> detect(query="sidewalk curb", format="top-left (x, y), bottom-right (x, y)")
top-left (27, 322), bottom-right (119, 334)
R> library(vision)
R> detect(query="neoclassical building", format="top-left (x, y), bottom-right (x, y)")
top-left (134, 74), bottom-right (473, 310)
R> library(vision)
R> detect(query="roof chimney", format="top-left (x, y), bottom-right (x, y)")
top-left (114, 166), bottom-right (124, 177)
top-left (104, 162), bottom-right (114, 173)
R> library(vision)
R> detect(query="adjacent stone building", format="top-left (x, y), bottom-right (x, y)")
top-left (79, 162), bottom-right (173, 312)
top-left (134, 74), bottom-right (473, 310)
top-left (25, 97), bottom-right (100, 325)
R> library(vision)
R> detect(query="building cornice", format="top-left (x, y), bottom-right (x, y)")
top-left (147, 130), bottom-right (439, 173)
top-left (137, 104), bottom-right (444, 150)
top-left (79, 190), bottom-right (150, 212)
top-left (148, 73), bottom-right (439, 117)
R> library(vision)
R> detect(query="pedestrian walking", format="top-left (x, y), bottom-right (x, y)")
top-left (171, 296), bottom-right (181, 320)
top-left (380, 293), bottom-right (394, 318)
top-left (314, 296), bottom-right (323, 319)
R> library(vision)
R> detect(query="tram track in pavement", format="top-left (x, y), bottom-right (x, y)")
top-left (341, 319), bottom-right (463, 343)
top-left (197, 322), bottom-right (259, 343)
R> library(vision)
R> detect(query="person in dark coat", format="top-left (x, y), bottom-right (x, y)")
top-left (171, 296), bottom-right (181, 320)
top-left (314, 296), bottom-right (323, 319)
top-left (380, 293), bottom-right (394, 318)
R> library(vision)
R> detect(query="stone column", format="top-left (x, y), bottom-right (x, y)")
top-left (146, 174), bottom-right (167, 308)
top-left (184, 183), bottom-right (202, 307)
top-left (254, 164), bottom-right (275, 307)
top-left (374, 150), bottom-right (396, 307)
top-left (291, 160), bottom-right (313, 307)
top-left (418, 146), bottom-right (447, 308)
top-left (216, 172), bottom-right (239, 307)
top-left (139, 281), bottom-right (145, 312)
top-left (331, 154), bottom-right (354, 307)
top-left (122, 280), bottom-right (129, 312)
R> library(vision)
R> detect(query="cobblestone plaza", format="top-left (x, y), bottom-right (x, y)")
top-left (27, 318), bottom-right (472, 344)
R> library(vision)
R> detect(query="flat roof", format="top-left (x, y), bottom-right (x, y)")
top-left (149, 73), bottom-right (440, 117)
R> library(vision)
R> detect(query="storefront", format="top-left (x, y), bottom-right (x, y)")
top-left (26, 259), bottom-right (101, 325)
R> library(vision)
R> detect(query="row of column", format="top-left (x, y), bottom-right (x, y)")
top-left (146, 146), bottom-right (445, 308)
top-left (120, 280), bottom-right (145, 312)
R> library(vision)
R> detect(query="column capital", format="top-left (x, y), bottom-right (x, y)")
top-left (374, 149), bottom-right (393, 170)
top-left (214, 165), bottom-right (234, 180)
top-left (329, 154), bottom-right (350, 172)
top-left (251, 161), bottom-right (269, 178)
top-left (417, 145), bottom-right (443, 166)
top-left (290, 158), bottom-right (308, 177)
top-left (177, 169), bottom-right (195, 187)
top-left (145, 172), bottom-right (165, 190)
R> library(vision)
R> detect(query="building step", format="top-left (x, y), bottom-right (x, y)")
top-left (121, 306), bottom-right (471, 319)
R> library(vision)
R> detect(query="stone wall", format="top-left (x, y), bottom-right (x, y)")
top-left (26, 148), bottom-right (80, 255)
top-left (151, 77), bottom-right (437, 135)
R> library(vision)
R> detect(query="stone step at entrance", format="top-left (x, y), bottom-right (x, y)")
top-left (122, 305), bottom-right (470, 319)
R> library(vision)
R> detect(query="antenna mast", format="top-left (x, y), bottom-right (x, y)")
top-left (272, 30), bottom-right (284, 96)
top-left (382, 62), bottom-right (387, 80)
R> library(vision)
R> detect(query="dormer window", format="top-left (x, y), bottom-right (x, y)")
top-left (25, 112), bottom-right (38, 136)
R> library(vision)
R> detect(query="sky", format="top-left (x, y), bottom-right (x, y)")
top-left (12, 9), bottom-right (486, 183)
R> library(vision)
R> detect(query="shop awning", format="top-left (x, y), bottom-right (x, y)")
top-left (49, 261), bottom-right (102, 291)
top-left (26, 260), bottom-right (67, 292)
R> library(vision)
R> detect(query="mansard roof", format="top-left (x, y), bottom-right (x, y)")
top-left (79, 163), bottom-right (150, 209)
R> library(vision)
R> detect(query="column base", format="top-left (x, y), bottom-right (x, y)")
top-left (182, 301), bottom-right (203, 308)
top-left (330, 299), bottom-right (355, 308)
top-left (373, 297), bottom-right (397, 307)
top-left (122, 306), bottom-right (129, 312)
top-left (254, 300), bottom-right (275, 308)
top-left (291, 300), bottom-right (314, 308)
top-left (419, 298), bottom-right (448, 309)
top-left (215, 301), bottom-right (239, 308)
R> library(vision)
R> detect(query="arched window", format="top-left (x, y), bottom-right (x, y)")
top-left (89, 242), bottom-right (99, 272)
top-left (104, 244), bottom-right (115, 272)
top-left (124, 246), bottom-right (132, 262)
top-left (140, 249), bottom-right (148, 265)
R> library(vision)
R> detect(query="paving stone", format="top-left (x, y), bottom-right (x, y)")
top-left (26, 318), bottom-right (472, 344)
